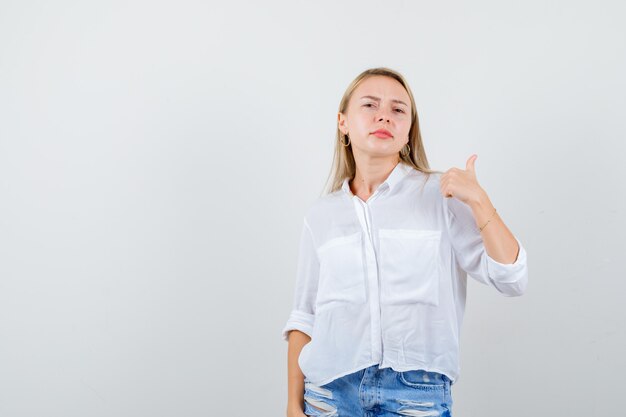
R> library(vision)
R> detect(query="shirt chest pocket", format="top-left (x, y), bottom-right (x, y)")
top-left (378, 229), bottom-right (442, 306)
top-left (315, 231), bottom-right (367, 311)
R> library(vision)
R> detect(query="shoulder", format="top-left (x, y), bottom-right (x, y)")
top-left (302, 189), bottom-right (346, 224)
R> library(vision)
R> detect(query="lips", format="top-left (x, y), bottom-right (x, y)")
top-left (372, 129), bottom-right (393, 138)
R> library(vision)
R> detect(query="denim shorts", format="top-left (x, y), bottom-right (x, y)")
top-left (303, 363), bottom-right (453, 417)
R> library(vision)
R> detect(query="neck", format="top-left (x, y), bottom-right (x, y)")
top-left (350, 157), bottom-right (400, 196)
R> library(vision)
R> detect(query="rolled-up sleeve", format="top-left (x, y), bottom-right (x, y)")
top-left (443, 196), bottom-right (528, 297)
top-left (281, 217), bottom-right (319, 341)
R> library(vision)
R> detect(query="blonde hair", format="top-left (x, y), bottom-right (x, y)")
top-left (321, 67), bottom-right (443, 196)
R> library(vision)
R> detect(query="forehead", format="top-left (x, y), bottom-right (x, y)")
top-left (352, 76), bottom-right (410, 104)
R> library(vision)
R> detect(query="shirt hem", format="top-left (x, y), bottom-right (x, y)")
top-left (307, 361), bottom-right (381, 387)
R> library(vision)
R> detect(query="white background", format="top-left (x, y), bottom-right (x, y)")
top-left (1, 1), bottom-right (625, 416)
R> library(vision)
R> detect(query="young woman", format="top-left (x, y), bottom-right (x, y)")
top-left (282, 67), bottom-right (528, 417)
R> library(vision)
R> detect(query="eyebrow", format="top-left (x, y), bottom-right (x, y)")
top-left (360, 95), bottom-right (409, 107)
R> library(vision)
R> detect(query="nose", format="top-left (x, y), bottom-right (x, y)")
top-left (377, 105), bottom-right (392, 122)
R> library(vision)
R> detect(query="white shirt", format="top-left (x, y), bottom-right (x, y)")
top-left (281, 161), bottom-right (528, 386)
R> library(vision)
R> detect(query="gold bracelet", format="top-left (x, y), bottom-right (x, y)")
top-left (479, 207), bottom-right (497, 232)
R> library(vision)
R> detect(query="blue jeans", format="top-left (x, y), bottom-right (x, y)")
top-left (303, 364), bottom-right (453, 417)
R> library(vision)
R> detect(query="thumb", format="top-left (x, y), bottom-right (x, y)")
top-left (466, 154), bottom-right (478, 173)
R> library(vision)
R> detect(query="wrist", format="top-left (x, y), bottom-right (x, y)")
top-left (287, 400), bottom-right (304, 412)
top-left (469, 189), bottom-right (490, 210)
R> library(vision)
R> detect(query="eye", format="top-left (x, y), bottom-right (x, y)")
top-left (363, 103), bottom-right (375, 108)
top-left (395, 109), bottom-right (405, 113)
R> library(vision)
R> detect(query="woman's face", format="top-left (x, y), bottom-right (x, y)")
top-left (338, 75), bottom-right (412, 159)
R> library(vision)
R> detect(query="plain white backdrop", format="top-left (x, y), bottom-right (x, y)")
top-left (1, 1), bottom-right (625, 416)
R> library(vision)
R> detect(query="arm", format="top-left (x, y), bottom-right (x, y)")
top-left (286, 330), bottom-right (311, 416)
top-left (282, 217), bottom-right (319, 415)
top-left (440, 155), bottom-right (528, 296)
top-left (469, 190), bottom-right (520, 264)
top-left (444, 193), bottom-right (528, 296)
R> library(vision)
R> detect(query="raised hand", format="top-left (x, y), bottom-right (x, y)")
top-left (440, 154), bottom-right (486, 206)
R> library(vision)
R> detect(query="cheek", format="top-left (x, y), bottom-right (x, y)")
top-left (400, 119), bottom-right (412, 133)
top-left (353, 116), bottom-right (372, 133)
top-left (391, 122), bottom-right (408, 138)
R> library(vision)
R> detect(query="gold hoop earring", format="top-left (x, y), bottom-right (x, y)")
top-left (340, 133), bottom-right (350, 147)
top-left (400, 143), bottom-right (410, 157)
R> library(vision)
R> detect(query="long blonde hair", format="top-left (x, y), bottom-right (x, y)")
top-left (321, 67), bottom-right (443, 196)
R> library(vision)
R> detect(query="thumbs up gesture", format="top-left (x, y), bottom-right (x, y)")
top-left (440, 154), bottom-right (487, 206)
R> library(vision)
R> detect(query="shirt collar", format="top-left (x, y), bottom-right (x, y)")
top-left (341, 162), bottom-right (414, 196)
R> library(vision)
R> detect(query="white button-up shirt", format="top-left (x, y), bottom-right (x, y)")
top-left (281, 161), bottom-right (528, 386)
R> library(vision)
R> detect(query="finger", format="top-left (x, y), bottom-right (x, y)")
top-left (466, 154), bottom-right (477, 172)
